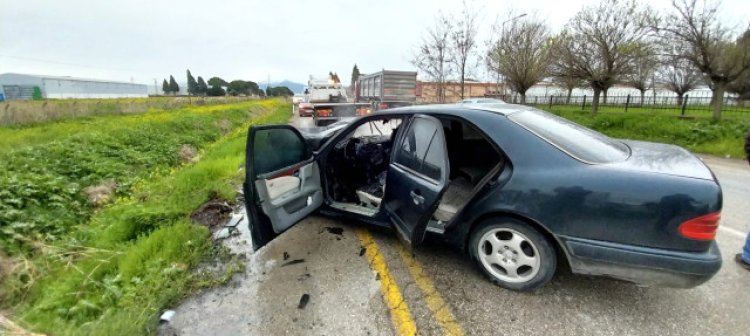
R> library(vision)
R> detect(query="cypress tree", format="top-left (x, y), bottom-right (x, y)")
top-left (187, 70), bottom-right (198, 95)
top-left (197, 76), bottom-right (208, 95)
top-left (169, 75), bottom-right (179, 94)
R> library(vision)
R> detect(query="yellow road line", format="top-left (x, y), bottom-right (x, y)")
top-left (355, 228), bottom-right (418, 336)
top-left (396, 244), bottom-right (465, 336)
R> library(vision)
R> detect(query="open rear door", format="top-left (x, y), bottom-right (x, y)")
top-left (244, 125), bottom-right (323, 250)
top-left (383, 115), bottom-right (450, 248)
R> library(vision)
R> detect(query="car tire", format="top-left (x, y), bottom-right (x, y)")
top-left (468, 218), bottom-right (557, 291)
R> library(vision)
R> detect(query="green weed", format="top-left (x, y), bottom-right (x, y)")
top-left (1, 100), bottom-right (290, 335)
top-left (0, 102), bottom-right (274, 255)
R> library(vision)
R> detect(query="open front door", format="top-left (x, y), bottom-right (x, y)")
top-left (384, 115), bottom-right (450, 248)
top-left (244, 125), bottom-right (323, 250)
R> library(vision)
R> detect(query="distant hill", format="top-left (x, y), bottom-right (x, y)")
top-left (259, 80), bottom-right (305, 94)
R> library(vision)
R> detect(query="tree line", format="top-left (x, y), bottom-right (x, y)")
top-left (412, 0), bottom-right (750, 120)
top-left (161, 70), bottom-right (294, 97)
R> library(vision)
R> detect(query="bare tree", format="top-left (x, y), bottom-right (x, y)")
top-left (554, 0), bottom-right (653, 114)
top-left (658, 0), bottom-right (750, 120)
top-left (412, 14), bottom-right (453, 103)
top-left (448, 1), bottom-right (480, 100)
top-left (624, 46), bottom-right (660, 105)
top-left (726, 30), bottom-right (750, 102)
top-left (549, 39), bottom-right (585, 104)
top-left (487, 15), bottom-right (552, 104)
top-left (552, 74), bottom-right (585, 104)
top-left (658, 54), bottom-right (702, 105)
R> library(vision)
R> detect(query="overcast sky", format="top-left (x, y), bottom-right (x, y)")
top-left (2, 0), bottom-right (749, 87)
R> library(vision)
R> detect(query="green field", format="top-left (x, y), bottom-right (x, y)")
top-left (534, 105), bottom-right (750, 159)
top-left (0, 96), bottom-right (257, 126)
top-left (0, 99), bottom-right (290, 335)
top-left (532, 103), bottom-right (750, 120)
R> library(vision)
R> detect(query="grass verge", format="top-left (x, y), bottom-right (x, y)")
top-left (0, 101), bottom-right (281, 255)
top-left (536, 105), bottom-right (750, 159)
top-left (1, 100), bottom-right (290, 335)
top-left (0, 96), bottom-right (257, 126)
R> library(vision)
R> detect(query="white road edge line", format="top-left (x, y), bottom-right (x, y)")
top-left (718, 225), bottom-right (746, 239)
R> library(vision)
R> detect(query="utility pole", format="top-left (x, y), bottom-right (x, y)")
top-left (651, 73), bottom-right (657, 105)
top-left (153, 78), bottom-right (158, 96)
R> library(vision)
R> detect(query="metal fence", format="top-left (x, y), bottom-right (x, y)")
top-left (502, 93), bottom-right (750, 117)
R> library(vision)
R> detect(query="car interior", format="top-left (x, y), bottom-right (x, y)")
top-left (325, 115), bottom-right (504, 224)
top-left (325, 117), bottom-right (402, 216)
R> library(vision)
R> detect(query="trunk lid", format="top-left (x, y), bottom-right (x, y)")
top-left (611, 140), bottom-right (715, 181)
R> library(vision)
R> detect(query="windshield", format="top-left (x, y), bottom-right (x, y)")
top-left (325, 118), bottom-right (356, 130)
top-left (508, 109), bottom-right (630, 164)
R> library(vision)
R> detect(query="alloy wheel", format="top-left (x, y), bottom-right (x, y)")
top-left (477, 228), bottom-right (541, 283)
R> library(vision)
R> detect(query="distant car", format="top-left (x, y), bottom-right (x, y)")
top-left (298, 103), bottom-right (313, 117)
top-left (244, 104), bottom-right (722, 291)
top-left (460, 98), bottom-right (506, 104)
top-left (312, 103), bottom-right (372, 127)
top-left (292, 94), bottom-right (305, 104)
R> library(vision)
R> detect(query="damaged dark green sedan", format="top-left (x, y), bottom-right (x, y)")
top-left (243, 104), bottom-right (722, 291)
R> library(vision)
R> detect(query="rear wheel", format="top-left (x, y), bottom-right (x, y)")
top-left (468, 218), bottom-right (556, 291)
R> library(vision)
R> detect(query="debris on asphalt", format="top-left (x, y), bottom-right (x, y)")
top-left (160, 310), bottom-right (176, 322)
top-left (359, 247), bottom-right (366, 256)
top-left (298, 294), bottom-right (310, 309)
top-left (224, 214), bottom-right (244, 227)
top-left (213, 228), bottom-right (232, 240)
top-left (207, 211), bottom-right (245, 240)
top-left (212, 226), bottom-right (240, 240)
top-left (297, 273), bottom-right (311, 281)
top-left (281, 259), bottom-right (305, 267)
top-left (283, 251), bottom-right (290, 261)
top-left (322, 226), bottom-right (344, 235)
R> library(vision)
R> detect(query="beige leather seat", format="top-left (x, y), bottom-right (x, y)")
top-left (434, 177), bottom-right (473, 222)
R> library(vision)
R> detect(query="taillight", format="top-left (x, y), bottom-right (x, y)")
top-left (678, 212), bottom-right (720, 241)
top-left (357, 107), bottom-right (371, 116)
top-left (317, 109), bottom-right (331, 117)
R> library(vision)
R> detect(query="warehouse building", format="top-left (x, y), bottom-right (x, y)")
top-left (0, 73), bottom-right (148, 100)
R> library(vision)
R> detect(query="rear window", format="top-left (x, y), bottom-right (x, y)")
top-left (508, 109), bottom-right (630, 164)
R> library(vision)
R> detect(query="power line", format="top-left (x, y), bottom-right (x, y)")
top-left (0, 54), bottom-right (136, 72)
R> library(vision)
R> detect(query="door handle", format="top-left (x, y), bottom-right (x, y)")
top-left (410, 190), bottom-right (424, 205)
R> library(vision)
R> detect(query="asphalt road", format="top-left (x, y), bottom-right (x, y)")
top-left (165, 111), bottom-right (750, 336)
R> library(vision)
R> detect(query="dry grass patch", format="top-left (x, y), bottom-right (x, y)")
top-left (82, 179), bottom-right (117, 206)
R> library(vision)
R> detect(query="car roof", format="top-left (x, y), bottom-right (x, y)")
top-left (378, 103), bottom-right (534, 117)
